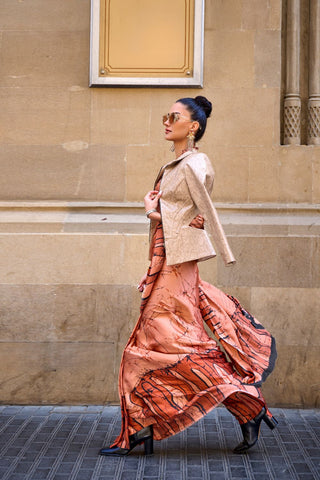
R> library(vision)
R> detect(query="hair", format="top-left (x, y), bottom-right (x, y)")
top-left (176, 96), bottom-right (212, 142)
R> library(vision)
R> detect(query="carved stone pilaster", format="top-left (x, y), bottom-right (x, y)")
top-left (284, 95), bottom-right (301, 143)
top-left (284, 0), bottom-right (301, 145)
top-left (308, 96), bottom-right (320, 143)
top-left (307, 0), bottom-right (320, 145)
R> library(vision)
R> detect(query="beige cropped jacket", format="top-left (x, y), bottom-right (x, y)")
top-left (149, 150), bottom-right (236, 266)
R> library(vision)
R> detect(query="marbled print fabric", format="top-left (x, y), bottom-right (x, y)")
top-left (112, 223), bottom-right (276, 449)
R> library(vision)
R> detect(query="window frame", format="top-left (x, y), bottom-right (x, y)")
top-left (89, 0), bottom-right (205, 87)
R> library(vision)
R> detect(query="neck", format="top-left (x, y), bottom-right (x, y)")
top-left (174, 140), bottom-right (189, 158)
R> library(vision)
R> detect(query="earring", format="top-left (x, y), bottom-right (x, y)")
top-left (187, 131), bottom-right (195, 150)
top-left (170, 143), bottom-right (175, 152)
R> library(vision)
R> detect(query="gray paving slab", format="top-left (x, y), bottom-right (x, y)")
top-left (0, 406), bottom-right (319, 480)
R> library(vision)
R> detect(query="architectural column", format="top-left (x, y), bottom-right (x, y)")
top-left (307, 0), bottom-right (320, 144)
top-left (284, 0), bottom-right (301, 145)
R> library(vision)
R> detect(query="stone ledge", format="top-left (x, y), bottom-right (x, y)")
top-left (0, 201), bottom-right (319, 235)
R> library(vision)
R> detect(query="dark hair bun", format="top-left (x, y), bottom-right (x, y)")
top-left (194, 96), bottom-right (212, 118)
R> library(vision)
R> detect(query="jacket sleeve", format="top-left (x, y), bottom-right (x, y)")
top-left (185, 159), bottom-right (236, 266)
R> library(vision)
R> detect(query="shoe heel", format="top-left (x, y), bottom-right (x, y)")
top-left (144, 436), bottom-right (153, 455)
top-left (263, 413), bottom-right (278, 430)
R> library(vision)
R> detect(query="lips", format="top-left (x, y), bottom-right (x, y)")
top-left (165, 129), bottom-right (171, 134)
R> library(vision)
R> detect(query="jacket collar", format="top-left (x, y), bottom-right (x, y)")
top-left (164, 149), bottom-right (194, 169)
top-left (154, 150), bottom-right (195, 187)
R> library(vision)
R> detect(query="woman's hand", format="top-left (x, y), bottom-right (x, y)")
top-left (137, 273), bottom-right (148, 292)
top-left (144, 190), bottom-right (162, 212)
top-left (189, 214), bottom-right (204, 229)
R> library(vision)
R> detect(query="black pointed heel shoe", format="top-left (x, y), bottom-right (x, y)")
top-left (233, 408), bottom-right (278, 454)
top-left (263, 412), bottom-right (278, 429)
top-left (99, 425), bottom-right (153, 457)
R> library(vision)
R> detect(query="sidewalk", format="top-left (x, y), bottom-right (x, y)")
top-left (0, 405), bottom-right (319, 480)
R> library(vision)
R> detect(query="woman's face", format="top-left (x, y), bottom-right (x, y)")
top-left (163, 102), bottom-right (196, 143)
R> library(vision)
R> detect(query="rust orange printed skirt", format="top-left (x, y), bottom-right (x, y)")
top-left (113, 223), bottom-right (277, 449)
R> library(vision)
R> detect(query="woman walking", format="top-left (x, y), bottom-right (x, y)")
top-left (100, 96), bottom-right (277, 456)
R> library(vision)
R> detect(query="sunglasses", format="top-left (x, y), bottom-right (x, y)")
top-left (162, 112), bottom-right (190, 125)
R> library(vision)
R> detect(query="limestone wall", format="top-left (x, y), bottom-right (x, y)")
top-left (0, 0), bottom-right (319, 407)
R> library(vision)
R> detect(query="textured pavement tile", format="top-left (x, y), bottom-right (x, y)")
top-left (165, 459), bottom-right (181, 470)
top-left (293, 462), bottom-right (313, 474)
top-left (0, 407), bottom-right (320, 480)
top-left (73, 470), bottom-right (95, 480)
top-left (284, 443), bottom-right (301, 452)
top-left (31, 458), bottom-right (56, 471)
top-left (62, 453), bottom-right (80, 463)
top-left (165, 474), bottom-right (184, 480)
top-left (32, 468), bottom-right (51, 479)
top-left (99, 461), bottom-right (118, 471)
top-left (230, 466), bottom-right (248, 477)
top-left (6, 475), bottom-right (26, 480)
top-left (250, 461), bottom-right (269, 472)
top-left (209, 474), bottom-right (227, 480)
top-left (5, 447), bottom-right (23, 457)
top-left (12, 462), bottom-right (33, 474)
top-left (0, 467), bottom-right (7, 477)
top-left (143, 465), bottom-right (160, 476)
top-left (187, 455), bottom-right (202, 465)
top-left (80, 458), bottom-right (99, 469)
top-left (51, 475), bottom-right (70, 480)
top-left (298, 475), bottom-right (319, 480)
top-left (252, 475), bottom-right (272, 480)
top-left (120, 472), bottom-right (140, 480)
top-left (55, 462), bottom-right (74, 474)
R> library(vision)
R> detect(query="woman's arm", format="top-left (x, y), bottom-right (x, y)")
top-left (184, 159), bottom-right (236, 265)
top-left (144, 190), bottom-right (162, 221)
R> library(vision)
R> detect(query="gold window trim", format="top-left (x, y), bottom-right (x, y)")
top-left (90, 0), bottom-right (204, 87)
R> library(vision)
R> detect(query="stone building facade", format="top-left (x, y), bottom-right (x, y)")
top-left (0, 0), bottom-right (319, 407)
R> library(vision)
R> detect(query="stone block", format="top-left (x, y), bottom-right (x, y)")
top-left (61, 89), bottom-right (91, 144)
top-left (312, 152), bottom-right (320, 203)
top-left (262, 345), bottom-right (320, 408)
top-left (0, 144), bottom-right (125, 201)
top-left (208, 146), bottom-right (249, 202)
top-left (247, 147), bottom-right (280, 202)
top-left (0, 0), bottom-right (90, 32)
top-left (0, 233), bottom-right (149, 285)
top-left (218, 286), bottom-right (252, 312)
top-left (0, 207), bottom-right (66, 233)
top-left (278, 147), bottom-right (313, 203)
top-left (206, 88), bottom-right (276, 147)
top-left (0, 284), bottom-right (140, 343)
top-left (90, 89), bottom-right (151, 146)
top-left (124, 234), bottom-right (150, 282)
top-left (254, 31), bottom-right (281, 88)
top-left (217, 236), bottom-right (314, 288)
top-left (198, 257), bottom-right (218, 286)
top-left (312, 238), bottom-right (320, 287)
top-left (205, 0), bottom-right (243, 30)
top-left (205, 31), bottom-right (255, 89)
top-left (126, 145), bottom-right (170, 201)
top-left (0, 88), bottom-right (89, 145)
top-left (268, 0), bottom-right (282, 30)
top-left (0, 31), bottom-right (89, 87)
top-left (273, 93), bottom-right (281, 145)
top-left (242, 0), bottom-right (274, 30)
top-left (0, 342), bottom-right (117, 404)
top-left (251, 287), bottom-right (320, 346)
top-left (80, 144), bottom-right (126, 201)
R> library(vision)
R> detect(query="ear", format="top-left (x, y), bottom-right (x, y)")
top-left (190, 121), bottom-right (200, 133)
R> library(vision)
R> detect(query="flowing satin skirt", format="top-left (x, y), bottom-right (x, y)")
top-left (113, 223), bottom-right (277, 449)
